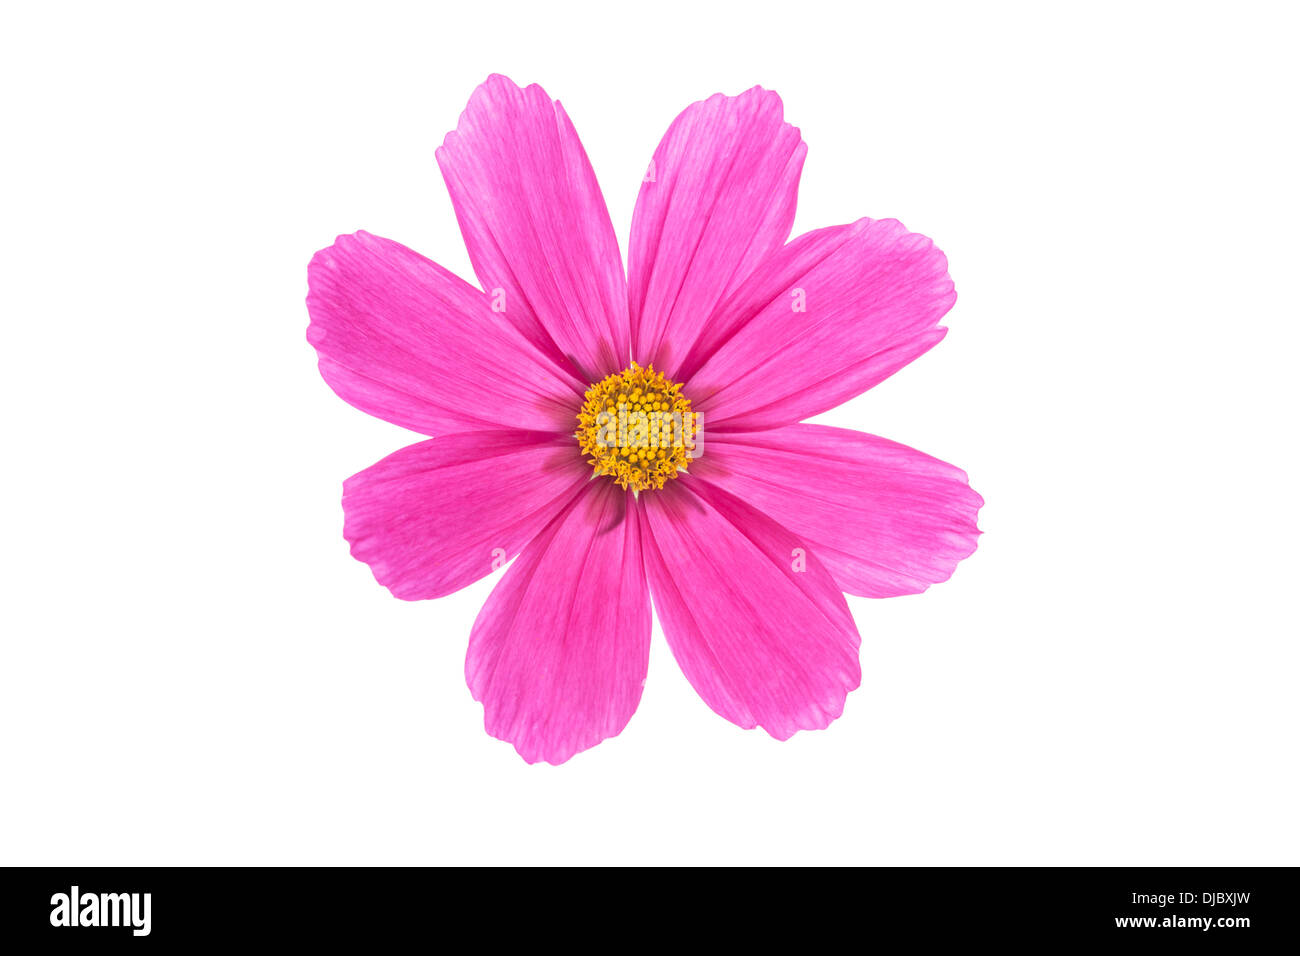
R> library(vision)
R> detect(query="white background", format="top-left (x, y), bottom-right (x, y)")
top-left (2, 1), bottom-right (1296, 865)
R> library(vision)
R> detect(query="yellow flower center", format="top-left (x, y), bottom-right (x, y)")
top-left (575, 363), bottom-right (699, 492)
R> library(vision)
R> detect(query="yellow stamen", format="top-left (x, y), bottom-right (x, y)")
top-left (574, 362), bottom-right (699, 492)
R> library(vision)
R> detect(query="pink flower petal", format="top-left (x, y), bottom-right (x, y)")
top-left (629, 87), bottom-right (806, 376)
top-left (307, 231), bottom-right (584, 435)
top-left (698, 425), bottom-right (983, 598)
top-left (672, 222), bottom-right (853, 382)
top-left (688, 218), bottom-right (955, 431)
top-left (436, 74), bottom-right (629, 382)
top-left (343, 431), bottom-right (589, 601)
top-left (640, 477), bottom-right (860, 740)
top-left (467, 481), bottom-right (650, 765)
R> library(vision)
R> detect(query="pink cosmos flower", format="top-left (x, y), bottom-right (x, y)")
top-left (307, 75), bottom-right (982, 764)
